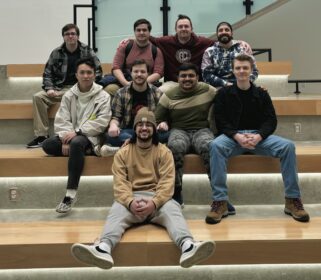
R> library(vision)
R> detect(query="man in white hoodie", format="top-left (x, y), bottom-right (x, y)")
top-left (42, 57), bottom-right (111, 213)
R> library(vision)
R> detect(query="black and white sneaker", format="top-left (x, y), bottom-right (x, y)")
top-left (71, 243), bottom-right (114, 269)
top-left (26, 136), bottom-right (48, 148)
top-left (180, 241), bottom-right (215, 268)
top-left (56, 196), bottom-right (75, 213)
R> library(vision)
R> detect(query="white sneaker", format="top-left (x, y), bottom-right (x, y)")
top-left (71, 243), bottom-right (114, 269)
top-left (179, 241), bottom-right (215, 268)
top-left (100, 145), bottom-right (119, 157)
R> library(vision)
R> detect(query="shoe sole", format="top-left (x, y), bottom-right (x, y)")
top-left (284, 208), bottom-right (310, 222)
top-left (205, 212), bottom-right (229, 224)
top-left (180, 241), bottom-right (216, 268)
top-left (71, 244), bottom-right (113, 269)
top-left (26, 144), bottom-right (42, 148)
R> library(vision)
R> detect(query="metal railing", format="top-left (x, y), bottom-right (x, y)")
top-left (288, 79), bottom-right (321, 94)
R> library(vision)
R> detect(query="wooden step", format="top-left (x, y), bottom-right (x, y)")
top-left (6, 63), bottom-right (112, 77)
top-left (0, 144), bottom-right (320, 177)
top-left (0, 218), bottom-right (320, 269)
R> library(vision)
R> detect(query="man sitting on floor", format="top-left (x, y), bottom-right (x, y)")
top-left (71, 108), bottom-right (215, 269)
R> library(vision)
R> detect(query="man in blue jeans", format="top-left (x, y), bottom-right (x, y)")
top-left (100, 59), bottom-right (168, 156)
top-left (206, 54), bottom-right (310, 224)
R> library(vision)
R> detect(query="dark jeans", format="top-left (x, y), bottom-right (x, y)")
top-left (42, 135), bottom-right (91, 189)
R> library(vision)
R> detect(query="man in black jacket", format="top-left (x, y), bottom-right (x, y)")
top-left (206, 54), bottom-right (309, 224)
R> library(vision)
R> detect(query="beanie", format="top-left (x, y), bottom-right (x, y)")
top-left (216, 21), bottom-right (233, 33)
top-left (133, 107), bottom-right (157, 129)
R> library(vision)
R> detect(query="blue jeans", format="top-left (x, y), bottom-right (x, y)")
top-left (209, 131), bottom-right (301, 201)
top-left (105, 129), bottom-right (170, 147)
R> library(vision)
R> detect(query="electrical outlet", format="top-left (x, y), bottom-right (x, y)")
top-left (294, 123), bottom-right (301, 134)
top-left (9, 187), bottom-right (19, 201)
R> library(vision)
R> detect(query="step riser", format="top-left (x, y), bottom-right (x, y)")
top-left (1, 116), bottom-right (320, 144)
top-left (1, 174), bottom-right (320, 209)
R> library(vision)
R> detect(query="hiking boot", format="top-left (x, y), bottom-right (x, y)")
top-left (284, 198), bottom-right (310, 222)
top-left (180, 241), bottom-right (215, 268)
top-left (227, 201), bottom-right (236, 215)
top-left (26, 136), bottom-right (48, 148)
top-left (205, 200), bottom-right (228, 224)
top-left (56, 196), bottom-right (75, 213)
top-left (71, 243), bottom-right (114, 269)
top-left (100, 144), bottom-right (119, 157)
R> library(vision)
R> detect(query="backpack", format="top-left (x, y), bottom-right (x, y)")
top-left (98, 40), bottom-right (159, 88)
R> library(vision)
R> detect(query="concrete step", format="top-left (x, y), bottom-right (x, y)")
top-left (1, 116), bottom-right (321, 144)
top-left (0, 204), bottom-right (320, 223)
top-left (1, 174), bottom-right (321, 209)
top-left (1, 265), bottom-right (321, 280)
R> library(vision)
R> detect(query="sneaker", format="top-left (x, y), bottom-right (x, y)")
top-left (284, 198), bottom-right (310, 222)
top-left (71, 243), bottom-right (114, 269)
top-left (26, 136), bottom-right (48, 148)
top-left (227, 201), bottom-right (236, 215)
top-left (93, 145), bottom-right (102, 156)
top-left (205, 200), bottom-right (228, 224)
top-left (100, 144), bottom-right (119, 157)
top-left (180, 241), bottom-right (215, 268)
top-left (56, 196), bottom-right (75, 213)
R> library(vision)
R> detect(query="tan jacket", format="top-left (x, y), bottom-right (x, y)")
top-left (112, 143), bottom-right (175, 209)
top-left (54, 82), bottom-right (111, 149)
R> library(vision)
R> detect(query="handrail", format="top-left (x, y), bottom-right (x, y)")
top-left (288, 79), bottom-right (321, 94)
top-left (252, 48), bottom-right (272, 62)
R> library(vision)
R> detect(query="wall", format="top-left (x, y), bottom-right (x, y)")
top-left (0, 0), bottom-right (91, 64)
top-left (235, 0), bottom-right (321, 94)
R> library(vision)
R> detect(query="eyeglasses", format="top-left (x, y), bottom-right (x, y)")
top-left (64, 32), bottom-right (77, 36)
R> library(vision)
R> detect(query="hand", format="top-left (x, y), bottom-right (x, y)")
top-left (233, 133), bottom-right (255, 149)
top-left (108, 123), bottom-right (120, 137)
top-left (62, 131), bottom-right (77, 144)
top-left (62, 144), bottom-right (70, 156)
top-left (130, 198), bottom-right (155, 218)
top-left (225, 82), bottom-right (233, 86)
top-left (46, 89), bottom-right (57, 97)
top-left (157, 122), bottom-right (168, 131)
top-left (121, 138), bottom-right (131, 147)
top-left (245, 133), bottom-right (262, 147)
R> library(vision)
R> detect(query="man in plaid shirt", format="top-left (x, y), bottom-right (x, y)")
top-left (201, 21), bottom-right (258, 88)
top-left (98, 59), bottom-right (168, 157)
top-left (26, 23), bottom-right (102, 148)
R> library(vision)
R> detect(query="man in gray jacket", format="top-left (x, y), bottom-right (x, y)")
top-left (27, 23), bottom-right (102, 148)
top-left (42, 57), bottom-right (111, 213)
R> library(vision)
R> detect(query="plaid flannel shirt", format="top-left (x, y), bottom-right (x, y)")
top-left (111, 83), bottom-right (162, 129)
top-left (42, 41), bottom-right (102, 91)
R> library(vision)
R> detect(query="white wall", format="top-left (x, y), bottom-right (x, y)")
top-left (235, 0), bottom-right (321, 93)
top-left (0, 0), bottom-right (91, 64)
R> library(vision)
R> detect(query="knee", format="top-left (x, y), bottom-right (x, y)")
top-left (283, 139), bottom-right (296, 153)
top-left (42, 137), bottom-right (60, 155)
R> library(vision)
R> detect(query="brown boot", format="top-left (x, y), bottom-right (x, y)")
top-left (205, 201), bottom-right (228, 224)
top-left (284, 198), bottom-right (310, 222)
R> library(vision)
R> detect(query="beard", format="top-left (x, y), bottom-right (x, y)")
top-left (218, 34), bottom-right (233, 44)
top-left (137, 132), bottom-right (153, 142)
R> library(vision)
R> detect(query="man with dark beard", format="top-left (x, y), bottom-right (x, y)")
top-left (201, 21), bottom-right (258, 88)
top-left (71, 108), bottom-right (215, 269)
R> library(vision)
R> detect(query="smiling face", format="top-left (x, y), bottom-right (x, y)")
top-left (233, 59), bottom-right (252, 83)
top-left (63, 27), bottom-right (79, 48)
top-left (76, 63), bottom-right (95, 91)
top-left (135, 121), bottom-right (154, 142)
top-left (131, 63), bottom-right (148, 86)
top-left (178, 69), bottom-right (199, 92)
top-left (217, 24), bottom-right (233, 45)
top-left (175, 18), bottom-right (193, 42)
top-left (134, 23), bottom-right (150, 46)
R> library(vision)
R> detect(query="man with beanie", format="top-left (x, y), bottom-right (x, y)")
top-left (71, 107), bottom-right (215, 269)
top-left (201, 21), bottom-right (258, 87)
top-left (42, 57), bottom-right (111, 213)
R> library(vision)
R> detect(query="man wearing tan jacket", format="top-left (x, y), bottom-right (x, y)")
top-left (71, 108), bottom-right (215, 269)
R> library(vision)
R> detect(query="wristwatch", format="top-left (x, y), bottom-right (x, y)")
top-left (75, 129), bottom-right (82, 135)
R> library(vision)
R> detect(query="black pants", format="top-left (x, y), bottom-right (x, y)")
top-left (42, 135), bottom-right (91, 189)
